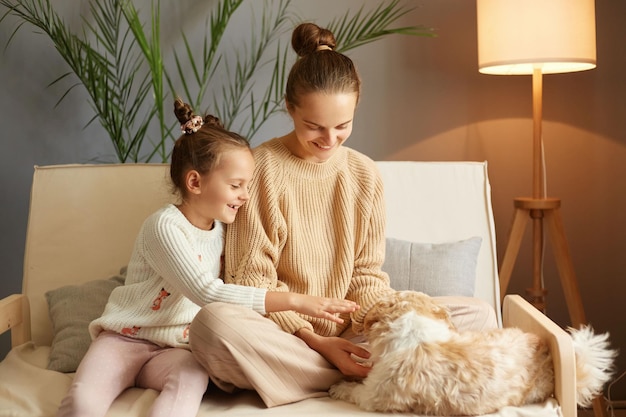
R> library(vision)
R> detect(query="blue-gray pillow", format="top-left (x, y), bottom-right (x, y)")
top-left (382, 236), bottom-right (482, 297)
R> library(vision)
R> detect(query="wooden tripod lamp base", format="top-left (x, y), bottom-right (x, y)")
top-left (476, 2), bottom-right (602, 413)
top-left (498, 197), bottom-right (587, 328)
top-left (498, 197), bottom-right (611, 417)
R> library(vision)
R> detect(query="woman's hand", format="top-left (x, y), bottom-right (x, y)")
top-left (265, 292), bottom-right (359, 324)
top-left (296, 328), bottom-right (371, 378)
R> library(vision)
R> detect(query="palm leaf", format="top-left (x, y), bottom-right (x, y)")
top-left (0, 0), bottom-right (434, 161)
top-left (329, 0), bottom-right (435, 53)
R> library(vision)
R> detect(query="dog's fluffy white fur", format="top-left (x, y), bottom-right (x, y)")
top-left (329, 291), bottom-right (617, 415)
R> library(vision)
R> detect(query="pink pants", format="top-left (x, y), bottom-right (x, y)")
top-left (56, 331), bottom-right (209, 417)
top-left (189, 296), bottom-right (497, 408)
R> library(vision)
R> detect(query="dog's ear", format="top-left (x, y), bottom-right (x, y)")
top-left (362, 306), bottom-right (378, 334)
top-left (362, 290), bottom-right (398, 333)
top-left (363, 301), bottom-right (387, 333)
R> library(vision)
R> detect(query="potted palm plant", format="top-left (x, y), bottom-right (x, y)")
top-left (0, 0), bottom-right (433, 162)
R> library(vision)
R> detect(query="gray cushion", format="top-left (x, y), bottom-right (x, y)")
top-left (382, 236), bottom-right (482, 297)
top-left (45, 273), bottom-right (125, 372)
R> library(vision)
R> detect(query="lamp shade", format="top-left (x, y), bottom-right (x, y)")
top-left (477, 0), bottom-right (596, 75)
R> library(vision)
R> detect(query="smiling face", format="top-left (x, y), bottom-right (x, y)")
top-left (284, 91), bottom-right (358, 163)
top-left (179, 148), bottom-right (255, 230)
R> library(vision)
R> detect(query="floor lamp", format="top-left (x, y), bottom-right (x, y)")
top-left (476, 2), bottom-right (605, 416)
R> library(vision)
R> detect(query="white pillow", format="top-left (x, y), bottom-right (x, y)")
top-left (382, 236), bottom-right (482, 297)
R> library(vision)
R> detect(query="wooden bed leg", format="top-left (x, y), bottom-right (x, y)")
top-left (591, 396), bottom-right (608, 417)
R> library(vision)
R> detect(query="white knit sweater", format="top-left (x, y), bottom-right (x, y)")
top-left (90, 204), bottom-right (267, 349)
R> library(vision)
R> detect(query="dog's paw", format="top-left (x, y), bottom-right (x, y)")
top-left (329, 381), bottom-right (359, 402)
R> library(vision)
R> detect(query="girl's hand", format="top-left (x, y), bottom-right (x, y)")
top-left (290, 294), bottom-right (359, 324)
top-left (265, 292), bottom-right (359, 323)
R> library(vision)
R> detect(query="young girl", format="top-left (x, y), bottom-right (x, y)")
top-left (55, 98), bottom-right (359, 417)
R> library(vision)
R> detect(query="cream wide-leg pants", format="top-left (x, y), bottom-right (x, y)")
top-left (189, 296), bottom-right (497, 408)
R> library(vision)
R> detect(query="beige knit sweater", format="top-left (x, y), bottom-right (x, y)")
top-left (224, 138), bottom-right (392, 337)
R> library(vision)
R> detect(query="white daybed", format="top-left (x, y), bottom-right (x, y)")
top-left (0, 161), bottom-right (572, 417)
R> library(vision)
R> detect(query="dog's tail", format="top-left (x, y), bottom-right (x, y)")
top-left (569, 325), bottom-right (617, 407)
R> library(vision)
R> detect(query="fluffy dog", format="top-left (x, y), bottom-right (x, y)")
top-left (329, 291), bottom-right (616, 415)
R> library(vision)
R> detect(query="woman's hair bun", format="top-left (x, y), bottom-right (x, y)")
top-left (291, 22), bottom-right (336, 57)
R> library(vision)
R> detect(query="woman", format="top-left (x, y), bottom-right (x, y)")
top-left (189, 22), bottom-right (496, 408)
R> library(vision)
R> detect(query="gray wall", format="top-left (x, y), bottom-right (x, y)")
top-left (1, 0), bottom-right (625, 402)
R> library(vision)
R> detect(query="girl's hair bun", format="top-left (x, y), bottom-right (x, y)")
top-left (203, 114), bottom-right (223, 129)
top-left (174, 98), bottom-right (223, 134)
top-left (174, 97), bottom-right (194, 125)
